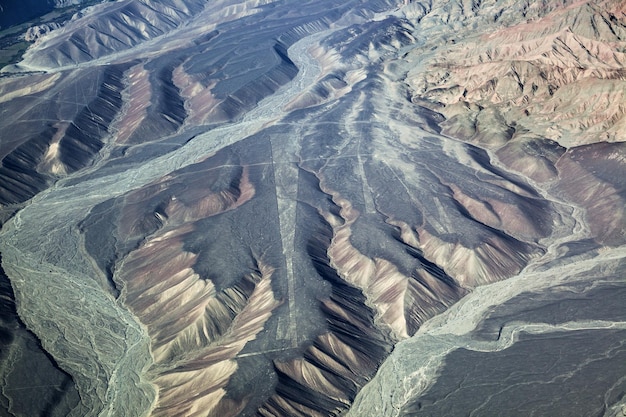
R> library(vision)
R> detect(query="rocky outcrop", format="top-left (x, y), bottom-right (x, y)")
top-left (405, 0), bottom-right (626, 152)
top-left (23, 23), bottom-right (63, 42)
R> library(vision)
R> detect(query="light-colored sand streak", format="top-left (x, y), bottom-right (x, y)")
top-left (270, 133), bottom-right (301, 347)
top-left (345, 92), bottom-right (376, 214)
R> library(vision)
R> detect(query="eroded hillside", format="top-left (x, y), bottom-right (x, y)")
top-left (0, 0), bottom-right (624, 416)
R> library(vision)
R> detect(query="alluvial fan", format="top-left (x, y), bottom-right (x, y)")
top-left (0, 0), bottom-right (625, 416)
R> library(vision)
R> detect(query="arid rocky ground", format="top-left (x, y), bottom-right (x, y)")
top-left (0, 1), bottom-right (625, 416)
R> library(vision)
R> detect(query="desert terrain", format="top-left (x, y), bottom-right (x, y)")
top-left (0, 0), bottom-right (624, 416)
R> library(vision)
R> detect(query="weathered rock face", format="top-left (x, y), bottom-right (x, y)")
top-left (23, 23), bottom-right (63, 42)
top-left (0, 0), bottom-right (624, 416)
top-left (407, 0), bottom-right (626, 149)
top-left (400, 0), bottom-right (626, 246)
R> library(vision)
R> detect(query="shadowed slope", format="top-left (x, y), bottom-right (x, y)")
top-left (111, 153), bottom-right (281, 416)
top-left (0, 64), bottom-right (128, 210)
